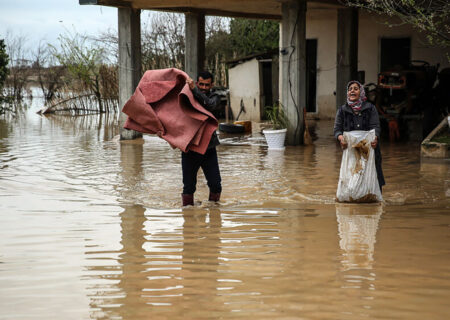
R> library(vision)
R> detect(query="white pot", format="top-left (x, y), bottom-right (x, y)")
top-left (263, 128), bottom-right (287, 150)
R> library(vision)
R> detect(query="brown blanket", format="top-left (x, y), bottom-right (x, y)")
top-left (122, 68), bottom-right (218, 155)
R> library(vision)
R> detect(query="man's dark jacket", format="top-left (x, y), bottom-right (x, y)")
top-left (192, 87), bottom-right (221, 149)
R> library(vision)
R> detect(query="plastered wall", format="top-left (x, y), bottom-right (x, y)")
top-left (228, 58), bottom-right (262, 121)
top-left (306, 8), bottom-right (338, 119)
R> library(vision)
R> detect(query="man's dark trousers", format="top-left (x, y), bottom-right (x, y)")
top-left (181, 147), bottom-right (222, 195)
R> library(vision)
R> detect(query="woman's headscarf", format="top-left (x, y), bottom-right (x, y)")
top-left (346, 80), bottom-right (366, 112)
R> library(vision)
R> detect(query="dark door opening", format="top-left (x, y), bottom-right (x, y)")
top-left (380, 38), bottom-right (411, 71)
top-left (306, 39), bottom-right (317, 112)
top-left (261, 61), bottom-right (273, 110)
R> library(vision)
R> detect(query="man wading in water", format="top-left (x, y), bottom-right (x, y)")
top-left (182, 71), bottom-right (222, 206)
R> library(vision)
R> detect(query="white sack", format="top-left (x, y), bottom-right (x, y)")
top-left (336, 130), bottom-right (382, 203)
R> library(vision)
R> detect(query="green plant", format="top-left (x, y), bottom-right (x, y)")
top-left (0, 39), bottom-right (8, 89)
top-left (265, 103), bottom-right (288, 130)
top-left (229, 18), bottom-right (279, 57)
top-left (0, 39), bottom-right (10, 108)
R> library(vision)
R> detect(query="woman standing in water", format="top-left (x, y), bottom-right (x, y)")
top-left (333, 80), bottom-right (385, 192)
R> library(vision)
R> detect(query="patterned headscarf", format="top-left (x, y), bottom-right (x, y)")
top-left (346, 80), bottom-right (366, 112)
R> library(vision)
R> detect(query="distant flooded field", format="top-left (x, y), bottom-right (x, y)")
top-left (0, 96), bottom-right (449, 319)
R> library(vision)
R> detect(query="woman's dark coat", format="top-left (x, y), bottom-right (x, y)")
top-left (333, 101), bottom-right (386, 188)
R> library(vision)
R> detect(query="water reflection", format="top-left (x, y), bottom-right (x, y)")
top-left (115, 205), bottom-right (149, 319)
top-left (0, 118), bottom-right (12, 169)
top-left (114, 141), bottom-right (147, 318)
top-left (86, 137), bottom-right (148, 318)
top-left (43, 113), bottom-right (120, 141)
top-left (117, 139), bottom-right (145, 204)
top-left (335, 204), bottom-right (382, 317)
top-left (179, 208), bottom-right (223, 316)
top-left (336, 204), bottom-right (382, 270)
top-left (87, 206), bottom-right (224, 319)
top-left (420, 158), bottom-right (450, 199)
top-left (263, 149), bottom-right (285, 168)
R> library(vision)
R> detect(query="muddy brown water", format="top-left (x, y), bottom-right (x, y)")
top-left (0, 100), bottom-right (449, 319)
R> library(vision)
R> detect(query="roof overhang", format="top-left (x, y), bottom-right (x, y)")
top-left (80, 0), bottom-right (343, 20)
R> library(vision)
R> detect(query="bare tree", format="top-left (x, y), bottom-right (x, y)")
top-left (32, 41), bottom-right (66, 102)
top-left (205, 16), bottom-right (231, 86)
top-left (141, 12), bottom-right (185, 71)
top-left (95, 13), bottom-right (232, 86)
top-left (3, 30), bottom-right (32, 101)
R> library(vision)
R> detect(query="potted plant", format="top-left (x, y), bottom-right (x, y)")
top-left (263, 103), bottom-right (288, 150)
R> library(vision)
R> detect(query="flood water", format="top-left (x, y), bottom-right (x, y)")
top-left (1, 97), bottom-right (449, 319)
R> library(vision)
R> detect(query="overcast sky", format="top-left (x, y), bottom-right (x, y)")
top-left (0, 0), bottom-right (117, 48)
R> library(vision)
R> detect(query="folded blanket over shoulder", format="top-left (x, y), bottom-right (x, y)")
top-left (122, 68), bottom-right (218, 155)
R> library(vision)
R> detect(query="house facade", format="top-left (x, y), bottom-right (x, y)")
top-left (227, 9), bottom-right (449, 122)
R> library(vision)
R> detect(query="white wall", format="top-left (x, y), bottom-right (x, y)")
top-left (228, 58), bottom-right (262, 121)
top-left (306, 8), bottom-right (338, 119)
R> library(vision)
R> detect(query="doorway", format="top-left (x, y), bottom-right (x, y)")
top-left (261, 61), bottom-right (273, 110)
top-left (306, 39), bottom-right (317, 113)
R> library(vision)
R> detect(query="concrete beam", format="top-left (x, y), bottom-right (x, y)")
top-left (280, 0), bottom-right (307, 145)
top-left (185, 12), bottom-right (205, 79)
top-left (118, 7), bottom-right (142, 140)
top-left (336, 8), bottom-right (358, 108)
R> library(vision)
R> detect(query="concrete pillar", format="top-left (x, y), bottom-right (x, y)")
top-left (118, 7), bottom-right (142, 140)
top-left (336, 8), bottom-right (358, 108)
top-left (280, 0), bottom-right (307, 145)
top-left (185, 12), bottom-right (205, 79)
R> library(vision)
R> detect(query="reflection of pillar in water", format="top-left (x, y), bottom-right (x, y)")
top-left (115, 205), bottom-right (149, 319)
top-left (87, 143), bottom-right (148, 319)
top-left (113, 143), bottom-right (148, 318)
top-left (336, 204), bottom-right (382, 270)
top-left (88, 205), bottom-right (149, 319)
top-left (119, 141), bottom-right (144, 201)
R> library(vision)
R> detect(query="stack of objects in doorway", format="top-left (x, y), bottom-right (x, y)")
top-left (122, 68), bottom-right (218, 155)
top-left (336, 130), bottom-right (382, 203)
